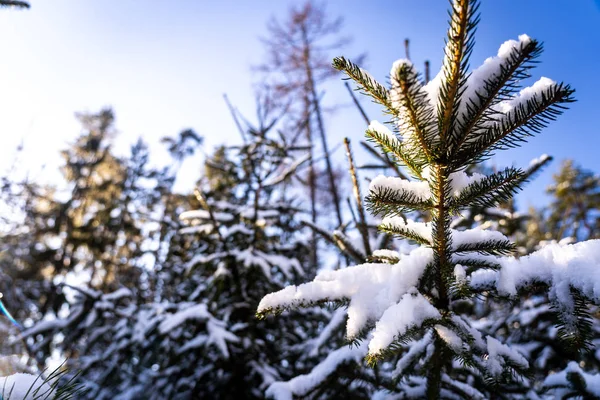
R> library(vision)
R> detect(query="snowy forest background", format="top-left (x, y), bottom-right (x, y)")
top-left (1, 0), bottom-right (600, 399)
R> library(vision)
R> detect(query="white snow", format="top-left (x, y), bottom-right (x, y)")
top-left (423, 67), bottom-right (444, 112)
top-left (380, 217), bottom-right (432, 243)
top-left (543, 361), bottom-right (600, 395)
top-left (434, 325), bottom-right (463, 352)
top-left (392, 331), bottom-right (433, 378)
top-left (389, 59), bottom-right (413, 113)
top-left (368, 120), bottom-right (401, 148)
top-left (369, 170), bottom-right (489, 204)
top-left (451, 227), bottom-right (510, 249)
top-left (371, 249), bottom-right (401, 262)
top-left (368, 290), bottom-right (440, 356)
top-left (178, 224), bottom-right (213, 235)
top-left (529, 153), bottom-right (550, 167)
top-left (263, 153), bottom-right (310, 187)
top-left (369, 175), bottom-right (431, 202)
top-left (470, 240), bottom-right (600, 307)
top-left (158, 303), bottom-right (238, 358)
top-left (258, 246), bottom-right (433, 340)
top-left (459, 34), bottom-right (532, 118)
top-left (498, 76), bottom-right (557, 114)
top-left (307, 308), bottom-right (347, 357)
top-left (485, 336), bottom-right (529, 377)
top-left (158, 303), bottom-right (212, 333)
top-left (0, 373), bottom-right (55, 399)
top-left (448, 170), bottom-right (487, 197)
top-left (266, 341), bottom-right (368, 400)
top-left (179, 209), bottom-right (234, 222)
top-left (453, 265), bottom-right (467, 287)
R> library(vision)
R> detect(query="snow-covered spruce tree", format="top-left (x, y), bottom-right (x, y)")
top-left (257, 0), bottom-right (586, 397)
top-left (19, 107), bottom-right (314, 399)
top-left (172, 114), bottom-right (319, 398)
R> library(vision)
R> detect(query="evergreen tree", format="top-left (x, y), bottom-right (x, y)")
top-left (541, 159), bottom-right (600, 243)
top-left (0, 109), bottom-right (175, 368)
top-left (255, 1), bottom-right (600, 398)
top-left (21, 102), bottom-right (317, 399)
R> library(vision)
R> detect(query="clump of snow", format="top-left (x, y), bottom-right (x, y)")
top-left (179, 209), bottom-right (234, 222)
top-left (389, 59), bottom-right (414, 111)
top-left (529, 153), bottom-right (550, 167)
top-left (266, 341), bottom-right (368, 400)
top-left (158, 303), bottom-right (239, 358)
top-left (498, 77), bottom-right (556, 114)
top-left (258, 246), bottom-right (433, 340)
top-left (369, 169), bottom-right (489, 203)
top-left (452, 227), bottom-right (510, 249)
top-left (307, 308), bottom-right (347, 357)
top-left (543, 361), bottom-right (600, 395)
top-left (423, 67), bottom-right (444, 111)
top-left (368, 290), bottom-right (440, 356)
top-left (459, 34), bottom-right (532, 118)
top-left (435, 325), bottom-right (463, 352)
top-left (448, 170), bottom-right (487, 196)
top-left (454, 264), bottom-right (467, 284)
top-left (0, 373), bottom-right (55, 399)
top-left (369, 175), bottom-right (431, 202)
top-left (485, 336), bottom-right (528, 377)
top-left (470, 240), bottom-right (600, 307)
top-left (392, 331), bottom-right (433, 378)
top-left (368, 120), bottom-right (401, 148)
top-left (371, 249), bottom-right (401, 261)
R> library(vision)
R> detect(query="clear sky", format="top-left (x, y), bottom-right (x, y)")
top-left (0, 0), bottom-right (598, 209)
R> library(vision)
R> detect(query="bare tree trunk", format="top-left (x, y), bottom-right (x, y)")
top-left (304, 95), bottom-right (318, 268)
top-left (302, 27), bottom-right (344, 230)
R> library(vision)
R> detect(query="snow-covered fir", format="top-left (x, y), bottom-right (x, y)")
top-left (255, 0), bottom-right (600, 398)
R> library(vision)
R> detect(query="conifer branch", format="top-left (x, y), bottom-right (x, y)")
top-left (438, 0), bottom-right (480, 145)
top-left (365, 127), bottom-right (423, 179)
top-left (359, 140), bottom-right (408, 180)
top-left (453, 238), bottom-right (515, 256)
top-left (450, 39), bottom-right (543, 153)
top-left (366, 187), bottom-right (434, 217)
top-left (553, 287), bottom-right (594, 355)
top-left (449, 167), bottom-right (526, 211)
top-left (344, 138), bottom-right (372, 257)
top-left (391, 62), bottom-right (437, 162)
top-left (333, 230), bottom-right (367, 263)
top-left (452, 257), bottom-right (501, 274)
top-left (378, 221), bottom-right (431, 246)
top-left (333, 57), bottom-right (393, 112)
top-left (454, 83), bottom-right (575, 166)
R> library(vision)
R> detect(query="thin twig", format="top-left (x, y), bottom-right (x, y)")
top-left (344, 138), bottom-right (371, 257)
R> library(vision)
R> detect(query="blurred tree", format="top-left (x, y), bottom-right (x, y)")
top-left (541, 159), bottom-right (600, 242)
top-left (258, 1), bottom-right (355, 268)
top-left (21, 101), bottom-right (319, 399)
top-left (0, 109), bottom-right (190, 366)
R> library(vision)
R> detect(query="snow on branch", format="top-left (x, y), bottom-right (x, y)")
top-left (158, 303), bottom-right (239, 358)
top-left (266, 341), bottom-right (368, 400)
top-left (471, 240), bottom-right (600, 304)
top-left (257, 246), bottom-right (433, 339)
top-left (543, 361), bottom-right (600, 397)
top-left (368, 289), bottom-right (440, 356)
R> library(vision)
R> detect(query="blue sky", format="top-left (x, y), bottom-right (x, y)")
top-left (0, 0), bottom-right (598, 209)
